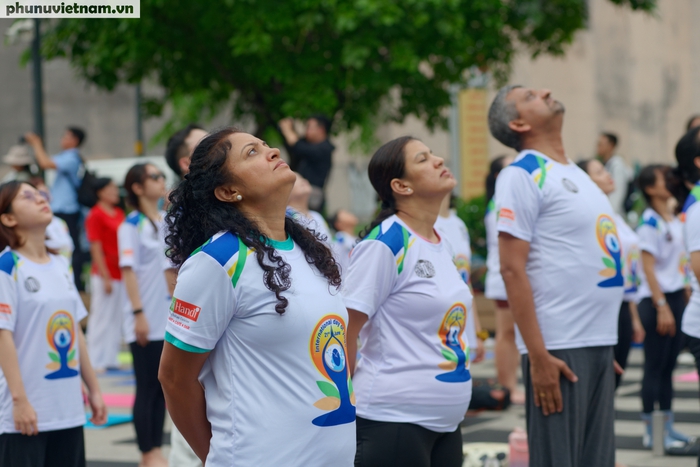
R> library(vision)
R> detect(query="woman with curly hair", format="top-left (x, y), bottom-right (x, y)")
top-left (158, 128), bottom-right (355, 466)
top-left (344, 136), bottom-right (473, 467)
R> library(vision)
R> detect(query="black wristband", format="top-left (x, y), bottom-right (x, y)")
top-left (132, 308), bottom-right (143, 315)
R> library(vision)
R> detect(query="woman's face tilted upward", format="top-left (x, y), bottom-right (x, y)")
top-left (399, 139), bottom-right (456, 199)
top-left (217, 132), bottom-right (296, 205)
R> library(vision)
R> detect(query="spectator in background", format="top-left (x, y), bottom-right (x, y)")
top-left (279, 115), bottom-right (334, 211)
top-left (329, 208), bottom-right (359, 273)
top-left (1, 144), bottom-right (34, 184)
top-left (164, 124), bottom-right (207, 180)
top-left (687, 115), bottom-right (700, 132)
top-left (24, 128), bottom-right (87, 289)
top-left (30, 176), bottom-right (74, 261)
top-left (597, 132), bottom-right (632, 216)
top-left (164, 124), bottom-right (208, 467)
top-left (287, 172), bottom-right (332, 243)
top-left (85, 177), bottom-right (126, 373)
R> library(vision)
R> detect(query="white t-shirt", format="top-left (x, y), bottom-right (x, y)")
top-left (332, 231), bottom-right (356, 275)
top-left (635, 208), bottom-right (687, 299)
top-left (435, 211), bottom-right (478, 354)
top-left (118, 211), bottom-right (171, 343)
top-left (496, 150), bottom-right (624, 353)
top-left (286, 207), bottom-right (332, 244)
top-left (165, 232), bottom-right (355, 467)
top-left (0, 249), bottom-right (88, 433)
top-left (615, 214), bottom-right (642, 303)
top-left (343, 215), bottom-right (473, 432)
top-left (484, 198), bottom-right (507, 301)
top-left (45, 216), bottom-right (74, 260)
top-left (681, 184), bottom-right (700, 339)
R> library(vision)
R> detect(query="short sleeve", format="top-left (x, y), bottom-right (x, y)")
top-left (165, 252), bottom-right (236, 351)
top-left (52, 151), bottom-right (81, 175)
top-left (342, 240), bottom-right (397, 318)
top-left (85, 208), bottom-right (101, 243)
top-left (636, 223), bottom-right (660, 257)
top-left (495, 167), bottom-right (541, 242)
top-left (686, 207), bottom-right (700, 253)
top-left (0, 271), bottom-right (17, 332)
top-left (118, 222), bottom-right (139, 268)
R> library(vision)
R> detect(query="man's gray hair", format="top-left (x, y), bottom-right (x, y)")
top-left (488, 85), bottom-right (523, 150)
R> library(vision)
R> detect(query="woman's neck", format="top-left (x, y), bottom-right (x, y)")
top-left (14, 228), bottom-right (50, 263)
top-left (396, 199), bottom-right (441, 243)
top-left (97, 200), bottom-right (115, 214)
top-left (438, 196), bottom-right (451, 218)
top-left (651, 197), bottom-right (673, 221)
top-left (239, 203), bottom-right (289, 242)
top-left (138, 198), bottom-right (160, 221)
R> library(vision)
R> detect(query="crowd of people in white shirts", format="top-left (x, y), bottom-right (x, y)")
top-left (0, 87), bottom-right (698, 467)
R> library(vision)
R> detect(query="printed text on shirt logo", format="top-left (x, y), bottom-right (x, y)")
top-left (0, 303), bottom-right (10, 315)
top-left (562, 178), bottom-right (579, 193)
top-left (170, 298), bottom-right (201, 322)
top-left (415, 260), bottom-right (436, 278)
top-left (24, 277), bottom-right (40, 293)
top-left (499, 208), bottom-right (515, 221)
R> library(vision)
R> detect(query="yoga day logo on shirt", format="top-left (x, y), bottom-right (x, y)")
top-left (595, 215), bottom-right (624, 288)
top-left (45, 311), bottom-right (79, 380)
top-left (453, 254), bottom-right (470, 284)
top-left (309, 314), bottom-right (356, 427)
top-left (680, 254), bottom-right (691, 286)
top-left (625, 248), bottom-right (640, 294)
top-left (436, 303), bottom-right (471, 383)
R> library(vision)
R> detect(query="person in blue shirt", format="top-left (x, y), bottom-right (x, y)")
top-left (24, 128), bottom-right (86, 289)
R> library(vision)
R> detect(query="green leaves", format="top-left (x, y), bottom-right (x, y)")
top-left (442, 348), bottom-right (457, 362)
top-left (316, 380), bottom-right (340, 399)
top-left (36, 0), bottom-right (656, 142)
top-left (48, 352), bottom-right (60, 362)
top-left (68, 349), bottom-right (76, 362)
top-left (602, 257), bottom-right (616, 269)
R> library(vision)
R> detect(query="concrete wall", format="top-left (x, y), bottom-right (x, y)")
top-left (1, 0), bottom-right (698, 220)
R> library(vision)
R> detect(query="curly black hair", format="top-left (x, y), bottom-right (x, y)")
top-left (165, 127), bottom-right (341, 314)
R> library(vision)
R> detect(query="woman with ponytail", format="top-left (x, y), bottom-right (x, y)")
top-left (157, 128), bottom-right (354, 466)
top-left (118, 163), bottom-right (171, 467)
top-left (344, 137), bottom-right (473, 467)
top-left (0, 181), bottom-right (106, 466)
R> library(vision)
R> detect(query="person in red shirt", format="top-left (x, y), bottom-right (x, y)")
top-left (85, 177), bottom-right (126, 372)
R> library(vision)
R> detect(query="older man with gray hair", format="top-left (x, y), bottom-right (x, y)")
top-left (489, 85), bottom-right (624, 467)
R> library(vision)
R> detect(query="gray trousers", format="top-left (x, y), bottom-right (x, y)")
top-left (522, 346), bottom-right (616, 467)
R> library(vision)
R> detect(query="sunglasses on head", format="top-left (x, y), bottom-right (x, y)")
top-left (146, 173), bottom-right (166, 181)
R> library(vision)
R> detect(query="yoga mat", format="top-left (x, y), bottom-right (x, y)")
top-left (85, 413), bottom-right (133, 429)
top-left (102, 368), bottom-right (134, 377)
top-left (675, 371), bottom-right (699, 383)
top-left (118, 352), bottom-right (132, 365)
top-left (102, 393), bottom-right (135, 408)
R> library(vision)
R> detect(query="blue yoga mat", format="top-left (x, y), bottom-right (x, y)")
top-left (85, 413), bottom-right (133, 429)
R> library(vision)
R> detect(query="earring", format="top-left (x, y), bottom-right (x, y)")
top-left (407, 188), bottom-right (412, 192)
top-left (236, 195), bottom-right (242, 201)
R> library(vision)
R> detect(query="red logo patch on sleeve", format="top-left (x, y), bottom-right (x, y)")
top-left (171, 298), bottom-right (201, 322)
top-left (0, 303), bottom-right (11, 314)
top-left (499, 208), bottom-right (515, 221)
